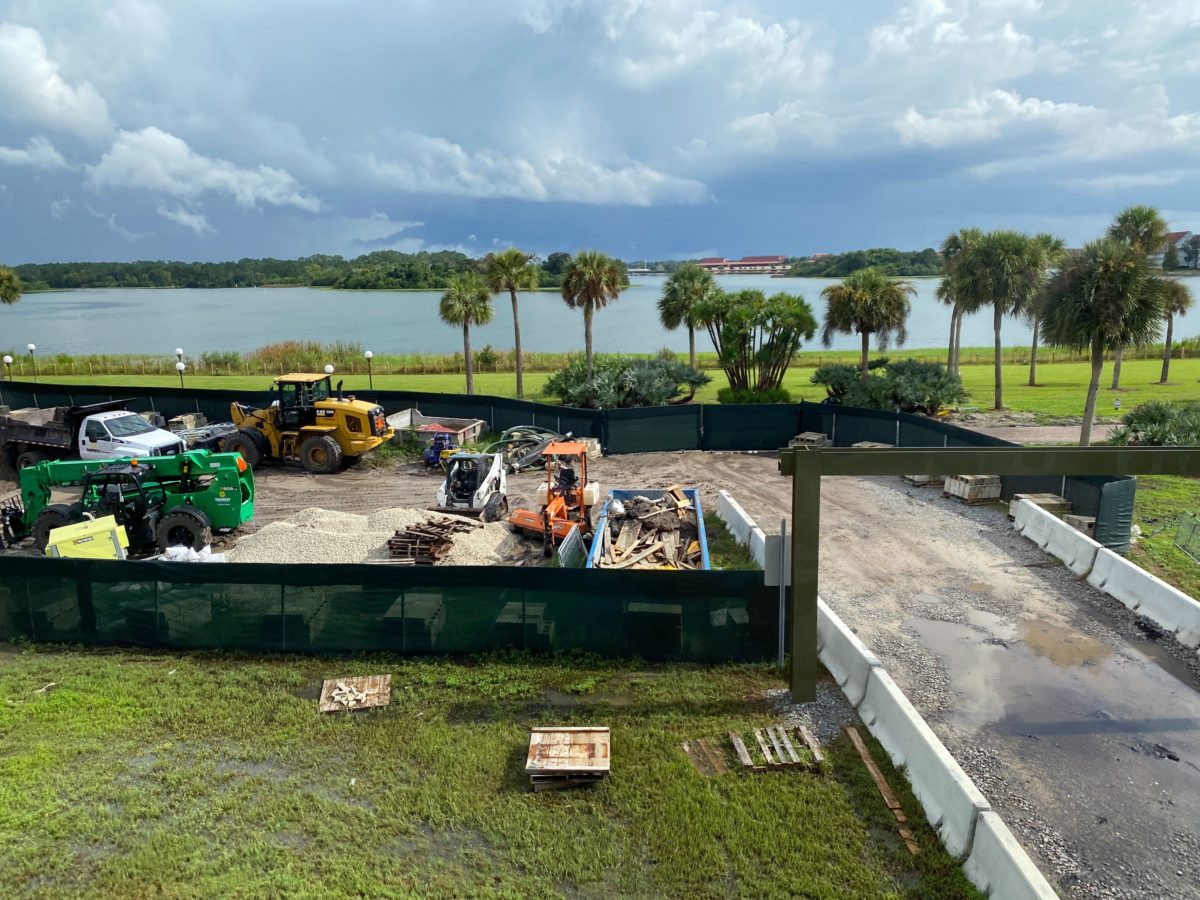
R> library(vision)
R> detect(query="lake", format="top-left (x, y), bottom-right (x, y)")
top-left (4, 274), bottom-right (1197, 357)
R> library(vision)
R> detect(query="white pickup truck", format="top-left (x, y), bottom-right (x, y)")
top-left (0, 400), bottom-right (186, 469)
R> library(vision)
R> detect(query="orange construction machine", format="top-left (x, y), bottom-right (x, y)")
top-left (508, 441), bottom-right (599, 556)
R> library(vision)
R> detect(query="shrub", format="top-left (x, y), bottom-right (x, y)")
top-left (1108, 401), bottom-right (1200, 445)
top-left (810, 359), bottom-right (965, 416)
top-left (199, 350), bottom-right (243, 372)
top-left (542, 355), bottom-right (710, 408)
top-left (716, 387), bottom-right (792, 404)
top-left (475, 344), bottom-right (499, 367)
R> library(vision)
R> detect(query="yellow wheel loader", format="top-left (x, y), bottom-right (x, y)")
top-left (225, 373), bottom-right (394, 474)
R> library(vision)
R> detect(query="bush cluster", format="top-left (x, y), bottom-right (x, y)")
top-left (1108, 401), bottom-right (1200, 446)
top-left (715, 387), bottom-right (792, 404)
top-left (541, 354), bottom-right (710, 408)
top-left (810, 359), bottom-right (966, 416)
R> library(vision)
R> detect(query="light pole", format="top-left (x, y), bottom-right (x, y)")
top-left (176, 360), bottom-right (186, 389)
top-left (324, 364), bottom-right (334, 376)
top-left (364, 350), bottom-right (374, 390)
top-left (2, 355), bottom-right (11, 382)
top-left (26, 343), bottom-right (37, 384)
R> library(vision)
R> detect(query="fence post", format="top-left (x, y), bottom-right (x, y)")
top-left (280, 584), bottom-right (287, 652)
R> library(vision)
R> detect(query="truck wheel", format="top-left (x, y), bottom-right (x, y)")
top-left (223, 429), bottom-right (266, 468)
top-left (299, 435), bottom-right (342, 474)
top-left (15, 450), bottom-right (47, 470)
top-left (33, 503), bottom-right (79, 552)
top-left (156, 508), bottom-right (212, 551)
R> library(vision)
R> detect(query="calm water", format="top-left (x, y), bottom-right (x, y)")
top-left (4, 275), bottom-right (1197, 357)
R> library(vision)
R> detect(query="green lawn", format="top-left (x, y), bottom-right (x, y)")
top-left (28, 355), bottom-right (1200, 420)
top-left (0, 648), bottom-right (979, 898)
top-left (1130, 475), bottom-right (1200, 598)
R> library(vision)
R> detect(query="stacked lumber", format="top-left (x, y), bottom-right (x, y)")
top-left (525, 726), bottom-right (610, 792)
top-left (387, 516), bottom-right (479, 565)
top-left (594, 486), bottom-right (702, 570)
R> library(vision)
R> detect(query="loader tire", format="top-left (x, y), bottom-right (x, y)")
top-left (156, 507), bottom-right (212, 551)
top-left (15, 449), bottom-right (48, 470)
top-left (33, 503), bottom-right (80, 552)
top-left (224, 429), bottom-right (267, 469)
top-left (299, 434), bottom-right (342, 474)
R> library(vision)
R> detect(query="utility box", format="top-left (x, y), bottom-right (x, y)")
top-left (944, 474), bottom-right (1001, 503)
top-left (45, 515), bottom-right (129, 560)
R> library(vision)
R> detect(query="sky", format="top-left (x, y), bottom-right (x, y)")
top-left (0, 0), bottom-right (1197, 265)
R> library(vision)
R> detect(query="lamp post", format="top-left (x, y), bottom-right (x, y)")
top-left (324, 364), bottom-right (334, 376)
top-left (2, 355), bottom-right (11, 382)
top-left (176, 360), bottom-right (186, 389)
top-left (175, 347), bottom-right (184, 365)
top-left (364, 350), bottom-right (374, 390)
top-left (26, 343), bottom-right (37, 384)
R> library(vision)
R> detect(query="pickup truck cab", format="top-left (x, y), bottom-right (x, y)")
top-left (77, 411), bottom-right (186, 460)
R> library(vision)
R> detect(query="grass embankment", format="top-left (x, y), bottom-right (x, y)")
top-left (704, 513), bottom-right (761, 570)
top-left (27, 356), bottom-right (1200, 419)
top-left (0, 648), bottom-right (979, 898)
top-left (1131, 476), bottom-right (1200, 599)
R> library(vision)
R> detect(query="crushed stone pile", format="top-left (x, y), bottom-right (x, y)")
top-left (228, 506), bottom-right (526, 566)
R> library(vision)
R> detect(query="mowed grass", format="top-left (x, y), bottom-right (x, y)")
top-left (32, 355), bottom-right (1200, 419)
top-left (0, 647), bottom-right (980, 898)
top-left (1130, 475), bottom-right (1200, 599)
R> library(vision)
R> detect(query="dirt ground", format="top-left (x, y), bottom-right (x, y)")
top-left (3, 449), bottom-right (1199, 897)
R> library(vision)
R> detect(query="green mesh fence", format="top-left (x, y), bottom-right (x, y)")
top-left (0, 557), bottom-right (778, 662)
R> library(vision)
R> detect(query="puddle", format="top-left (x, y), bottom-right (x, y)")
top-left (1019, 620), bottom-right (1111, 668)
top-left (914, 592), bottom-right (945, 605)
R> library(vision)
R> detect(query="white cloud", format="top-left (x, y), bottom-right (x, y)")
top-left (895, 89), bottom-right (1102, 146)
top-left (356, 130), bottom-right (709, 206)
top-left (1065, 170), bottom-right (1197, 190)
top-left (0, 23), bottom-right (112, 139)
top-left (87, 127), bottom-right (320, 211)
top-left (49, 197), bottom-right (71, 219)
top-left (85, 204), bottom-right (142, 241)
top-left (0, 135), bottom-right (69, 170)
top-left (156, 204), bottom-right (213, 235)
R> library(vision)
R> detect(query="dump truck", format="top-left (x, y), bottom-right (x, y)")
top-left (0, 400), bottom-right (186, 470)
top-left (3, 449), bottom-right (254, 554)
top-left (225, 373), bottom-right (393, 473)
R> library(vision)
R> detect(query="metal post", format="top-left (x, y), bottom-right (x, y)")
top-left (777, 518), bottom-right (787, 669)
top-left (790, 453), bottom-right (820, 700)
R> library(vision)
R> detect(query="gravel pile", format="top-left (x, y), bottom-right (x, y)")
top-left (228, 506), bottom-right (525, 566)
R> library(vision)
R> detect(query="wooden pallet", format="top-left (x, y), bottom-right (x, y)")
top-left (526, 726), bottom-right (610, 791)
top-left (941, 491), bottom-right (997, 505)
top-left (318, 674), bottom-right (392, 713)
top-left (903, 474), bottom-right (944, 487)
top-left (725, 724), bottom-right (824, 773)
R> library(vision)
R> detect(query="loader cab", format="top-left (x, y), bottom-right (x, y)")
top-left (274, 374), bottom-right (332, 432)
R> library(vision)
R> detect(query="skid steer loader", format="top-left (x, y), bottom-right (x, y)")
top-left (432, 452), bottom-right (509, 522)
top-left (225, 373), bottom-right (393, 474)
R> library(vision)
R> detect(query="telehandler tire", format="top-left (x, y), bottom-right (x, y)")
top-left (224, 428), bottom-right (267, 468)
top-left (15, 449), bottom-right (48, 470)
top-left (33, 503), bottom-right (80, 552)
top-left (156, 507), bottom-right (212, 551)
top-left (299, 434), bottom-right (342, 474)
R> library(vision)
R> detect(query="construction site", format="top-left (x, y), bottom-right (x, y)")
top-left (1, 376), bottom-right (1198, 900)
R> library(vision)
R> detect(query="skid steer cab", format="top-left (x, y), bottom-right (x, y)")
top-left (226, 373), bottom-right (394, 474)
top-left (432, 452), bottom-right (509, 522)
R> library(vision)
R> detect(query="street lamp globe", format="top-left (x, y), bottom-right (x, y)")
top-left (324, 364), bottom-right (335, 375)
top-left (2, 356), bottom-right (11, 365)
top-left (364, 350), bottom-right (373, 360)
top-left (175, 347), bottom-right (184, 360)
top-left (176, 361), bottom-right (186, 373)
top-left (26, 343), bottom-right (35, 353)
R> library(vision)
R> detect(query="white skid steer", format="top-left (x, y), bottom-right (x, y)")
top-left (432, 452), bottom-right (509, 522)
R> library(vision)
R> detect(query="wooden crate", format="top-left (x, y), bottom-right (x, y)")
top-left (944, 474), bottom-right (1001, 503)
top-left (1008, 492), bottom-right (1072, 519)
top-left (318, 674), bottom-right (392, 713)
top-left (526, 727), bottom-right (610, 782)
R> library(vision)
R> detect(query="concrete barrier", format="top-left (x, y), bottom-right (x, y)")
top-left (965, 811), bottom-right (1059, 899)
top-left (715, 490), bottom-right (767, 567)
top-left (1040, 513), bottom-right (1102, 577)
top-left (857, 668), bottom-right (991, 858)
top-left (816, 598), bottom-right (882, 707)
top-left (1085, 550), bottom-right (1141, 610)
top-left (1012, 499), bottom-right (1055, 551)
top-left (1087, 548), bottom-right (1200, 649)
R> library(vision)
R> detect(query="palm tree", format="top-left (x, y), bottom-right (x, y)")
top-left (1159, 279), bottom-right (1194, 384)
top-left (658, 263), bottom-right (717, 369)
top-left (1107, 205), bottom-right (1169, 389)
top-left (939, 230), bottom-right (1049, 409)
top-left (560, 251), bottom-right (627, 379)
top-left (820, 267), bottom-right (915, 375)
top-left (0, 266), bottom-right (20, 305)
top-left (1041, 238), bottom-right (1163, 446)
top-left (439, 272), bottom-right (493, 395)
top-left (484, 247), bottom-right (539, 399)
top-left (1025, 233), bottom-right (1067, 386)
top-left (936, 228), bottom-right (982, 375)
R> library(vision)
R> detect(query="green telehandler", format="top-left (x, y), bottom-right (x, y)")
top-left (0, 449), bottom-right (255, 555)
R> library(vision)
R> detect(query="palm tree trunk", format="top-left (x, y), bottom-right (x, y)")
top-left (1161, 314), bottom-right (1174, 384)
top-left (463, 323), bottom-right (474, 395)
top-left (584, 302), bottom-right (594, 380)
top-left (510, 288), bottom-right (523, 399)
top-left (688, 327), bottom-right (696, 370)
top-left (952, 307), bottom-right (964, 374)
top-left (947, 307), bottom-right (957, 370)
top-left (993, 302), bottom-right (1003, 410)
top-left (1110, 347), bottom-right (1123, 390)
top-left (860, 330), bottom-right (870, 377)
top-left (1080, 334), bottom-right (1105, 447)
top-left (1028, 316), bottom-right (1039, 386)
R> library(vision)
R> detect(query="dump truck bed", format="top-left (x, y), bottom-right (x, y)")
top-left (586, 488), bottom-right (711, 570)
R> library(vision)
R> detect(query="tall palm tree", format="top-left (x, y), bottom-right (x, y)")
top-left (484, 247), bottom-right (539, 399)
top-left (820, 267), bottom-right (915, 375)
top-left (939, 230), bottom-right (1047, 409)
top-left (1041, 238), bottom-right (1163, 446)
top-left (1159, 279), bottom-right (1194, 384)
top-left (658, 263), bottom-right (717, 369)
top-left (560, 250), bottom-right (627, 379)
top-left (1025, 233), bottom-right (1067, 386)
top-left (439, 272), bottom-right (493, 395)
top-left (1107, 205), bottom-right (1169, 389)
top-left (936, 228), bottom-right (982, 375)
top-left (0, 266), bottom-right (20, 305)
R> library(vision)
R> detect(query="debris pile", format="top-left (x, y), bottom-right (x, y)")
top-left (318, 674), bottom-right (392, 713)
top-left (593, 486), bottom-right (703, 570)
top-left (330, 680), bottom-right (378, 708)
